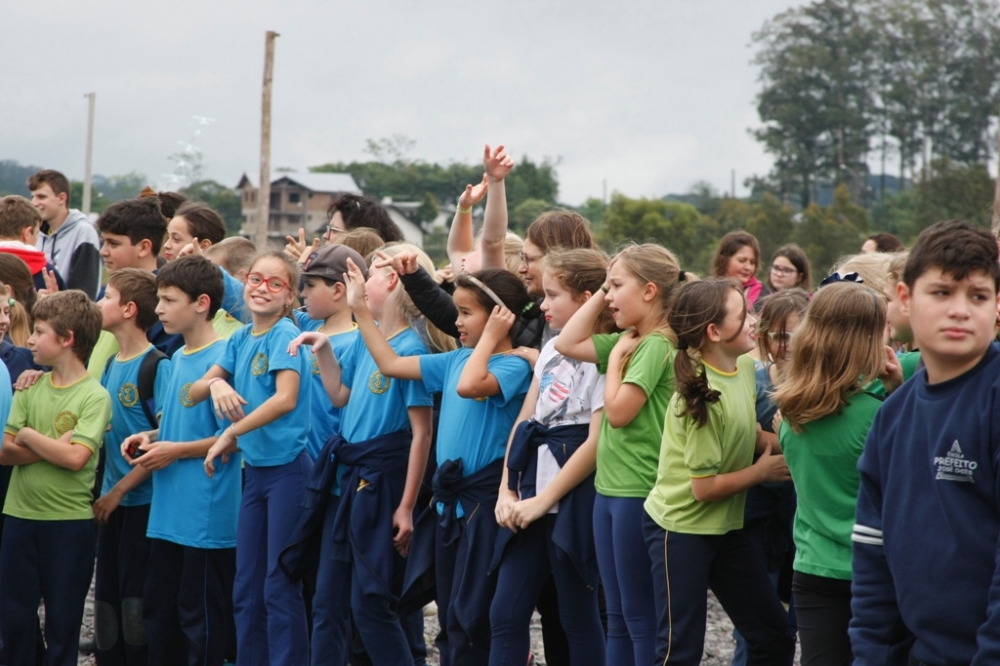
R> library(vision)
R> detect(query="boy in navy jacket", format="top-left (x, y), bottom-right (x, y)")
top-left (851, 220), bottom-right (1000, 665)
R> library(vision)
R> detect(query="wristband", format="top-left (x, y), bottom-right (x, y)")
top-left (457, 206), bottom-right (472, 215)
top-left (208, 377), bottom-right (224, 389)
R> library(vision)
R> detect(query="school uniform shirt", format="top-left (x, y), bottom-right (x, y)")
top-left (644, 355), bottom-right (757, 535)
top-left (304, 326), bottom-right (359, 460)
top-left (531, 338), bottom-right (604, 512)
top-left (212, 309), bottom-right (244, 340)
top-left (0, 362), bottom-right (11, 427)
top-left (779, 391), bottom-right (880, 581)
top-left (217, 319), bottom-right (310, 467)
top-left (3, 373), bottom-right (111, 521)
top-left (147, 339), bottom-right (241, 549)
top-left (592, 332), bottom-right (676, 497)
top-left (100, 345), bottom-right (171, 507)
top-left (420, 348), bottom-right (531, 477)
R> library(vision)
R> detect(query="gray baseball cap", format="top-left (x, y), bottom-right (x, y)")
top-left (301, 244), bottom-right (369, 282)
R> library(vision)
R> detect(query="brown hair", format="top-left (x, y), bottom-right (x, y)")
top-left (31, 290), bottom-right (103, 364)
top-left (456, 268), bottom-right (540, 323)
top-left (338, 227), bottom-right (385, 264)
top-left (107, 269), bottom-right (160, 332)
top-left (0, 282), bottom-right (31, 347)
top-left (0, 195), bottom-right (42, 238)
top-left (903, 219), bottom-right (1000, 290)
top-left (0, 253), bottom-right (37, 315)
top-left (204, 237), bottom-right (257, 280)
top-left (97, 197), bottom-right (168, 255)
top-left (157, 255), bottom-right (224, 320)
top-left (27, 170), bottom-right (70, 203)
top-left (773, 282), bottom-right (886, 432)
top-left (327, 192), bottom-right (404, 243)
top-left (543, 248), bottom-right (616, 334)
top-left (139, 188), bottom-right (188, 220)
top-left (865, 232), bottom-right (905, 253)
top-left (767, 243), bottom-right (812, 292)
top-left (173, 202), bottom-right (227, 246)
top-left (711, 231), bottom-right (761, 278)
top-left (670, 278), bottom-right (744, 427)
top-left (755, 288), bottom-right (810, 363)
top-left (525, 210), bottom-right (597, 254)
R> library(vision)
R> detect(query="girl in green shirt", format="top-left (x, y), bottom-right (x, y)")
top-left (643, 278), bottom-right (794, 666)
top-left (773, 282), bottom-right (891, 666)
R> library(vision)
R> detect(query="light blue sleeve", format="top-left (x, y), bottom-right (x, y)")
top-left (219, 267), bottom-right (249, 323)
top-left (487, 355), bottom-right (531, 407)
top-left (418, 351), bottom-right (453, 394)
top-left (0, 363), bottom-right (12, 431)
top-left (292, 309), bottom-right (323, 332)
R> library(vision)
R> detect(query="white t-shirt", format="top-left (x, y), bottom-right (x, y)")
top-left (530, 339), bottom-right (605, 512)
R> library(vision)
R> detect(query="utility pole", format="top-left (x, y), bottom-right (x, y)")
top-left (993, 105), bottom-right (1000, 234)
top-left (82, 93), bottom-right (96, 215)
top-left (731, 169), bottom-right (736, 198)
top-left (255, 31), bottom-right (279, 248)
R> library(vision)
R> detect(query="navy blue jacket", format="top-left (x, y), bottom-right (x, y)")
top-left (0, 338), bottom-right (39, 387)
top-left (490, 421), bottom-right (598, 588)
top-left (403, 458), bottom-right (503, 635)
top-left (851, 344), bottom-right (1000, 666)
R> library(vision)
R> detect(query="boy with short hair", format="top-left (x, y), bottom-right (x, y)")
top-left (93, 268), bottom-right (171, 665)
top-left (0, 290), bottom-right (112, 666)
top-left (851, 220), bottom-right (1000, 665)
top-left (123, 255), bottom-right (239, 666)
top-left (28, 169), bottom-right (102, 298)
top-left (296, 244), bottom-right (364, 459)
top-left (0, 195), bottom-right (66, 292)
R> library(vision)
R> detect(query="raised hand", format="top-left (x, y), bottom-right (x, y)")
top-left (372, 250), bottom-right (420, 276)
top-left (458, 174), bottom-right (488, 210)
top-left (284, 228), bottom-right (308, 261)
top-left (483, 144), bottom-right (514, 182)
top-left (344, 257), bottom-right (369, 312)
top-left (288, 331), bottom-right (329, 357)
top-left (481, 306), bottom-right (516, 346)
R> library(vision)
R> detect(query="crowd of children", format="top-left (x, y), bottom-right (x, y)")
top-left (0, 157), bottom-right (996, 666)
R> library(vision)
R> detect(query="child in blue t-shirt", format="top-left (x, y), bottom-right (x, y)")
top-left (345, 263), bottom-right (533, 665)
top-left (288, 244), bottom-right (448, 666)
top-left (92, 269), bottom-right (170, 664)
top-left (190, 251), bottom-right (312, 666)
top-left (121, 256), bottom-right (241, 666)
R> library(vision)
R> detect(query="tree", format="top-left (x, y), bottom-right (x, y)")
top-left (510, 198), bottom-right (552, 234)
top-left (600, 194), bottom-right (717, 271)
top-left (415, 191), bottom-right (439, 224)
top-left (795, 184), bottom-right (868, 275)
top-left (746, 193), bottom-right (796, 265)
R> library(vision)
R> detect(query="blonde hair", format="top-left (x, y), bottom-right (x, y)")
top-left (831, 252), bottom-right (893, 296)
top-left (0, 282), bottom-right (30, 347)
top-left (886, 251), bottom-right (909, 289)
top-left (503, 232), bottom-right (523, 274)
top-left (338, 228), bottom-right (385, 264)
top-left (773, 282), bottom-right (886, 433)
top-left (377, 243), bottom-right (457, 353)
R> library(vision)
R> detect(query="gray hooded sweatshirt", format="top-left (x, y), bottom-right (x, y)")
top-left (36, 209), bottom-right (102, 299)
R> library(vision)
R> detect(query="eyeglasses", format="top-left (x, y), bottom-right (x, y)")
top-left (519, 251), bottom-right (542, 266)
top-left (246, 272), bottom-right (291, 293)
top-left (770, 265), bottom-right (798, 276)
top-left (766, 331), bottom-right (793, 343)
top-left (324, 224), bottom-right (347, 237)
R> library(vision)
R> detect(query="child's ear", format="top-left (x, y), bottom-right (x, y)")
top-left (386, 272), bottom-right (399, 291)
top-left (137, 239), bottom-right (154, 258)
top-left (122, 300), bottom-right (138, 320)
top-left (199, 239), bottom-right (213, 252)
top-left (332, 281), bottom-right (347, 300)
top-left (60, 329), bottom-right (76, 349)
top-left (705, 322), bottom-right (722, 343)
top-left (642, 282), bottom-right (657, 303)
top-left (195, 294), bottom-right (211, 314)
top-left (897, 282), bottom-right (911, 318)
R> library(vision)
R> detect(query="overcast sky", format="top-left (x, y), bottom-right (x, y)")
top-left (1, 0), bottom-right (808, 205)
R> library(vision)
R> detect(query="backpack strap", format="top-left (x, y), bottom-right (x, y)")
top-left (137, 348), bottom-right (169, 429)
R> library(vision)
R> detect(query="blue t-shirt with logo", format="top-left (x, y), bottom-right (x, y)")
top-left (217, 319), bottom-right (310, 467)
top-left (148, 339), bottom-right (240, 548)
top-left (305, 326), bottom-right (359, 460)
top-left (100, 346), bottom-right (170, 507)
top-left (420, 348), bottom-right (530, 476)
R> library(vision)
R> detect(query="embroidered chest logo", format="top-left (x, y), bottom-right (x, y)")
top-left (180, 383), bottom-right (195, 407)
top-left (934, 440), bottom-right (977, 483)
top-left (369, 370), bottom-right (390, 394)
top-left (251, 352), bottom-right (269, 377)
top-left (54, 410), bottom-right (78, 435)
top-left (311, 354), bottom-right (321, 376)
top-left (119, 383), bottom-right (139, 408)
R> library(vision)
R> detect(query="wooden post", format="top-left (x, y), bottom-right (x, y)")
top-left (993, 105), bottom-right (1000, 234)
top-left (82, 93), bottom-right (96, 215)
top-left (255, 31), bottom-right (279, 248)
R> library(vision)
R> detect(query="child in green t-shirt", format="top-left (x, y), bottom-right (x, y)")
top-left (0, 290), bottom-right (112, 665)
top-left (642, 278), bottom-right (794, 666)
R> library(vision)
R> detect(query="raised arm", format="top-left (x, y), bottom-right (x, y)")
top-left (447, 174), bottom-right (488, 270)
top-left (288, 332), bottom-right (351, 408)
top-left (456, 306), bottom-right (515, 399)
top-left (377, 250), bottom-right (459, 338)
top-left (554, 285), bottom-right (607, 363)
top-left (480, 144), bottom-right (514, 270)
top-left (345, 258), bottom-right (423, 381)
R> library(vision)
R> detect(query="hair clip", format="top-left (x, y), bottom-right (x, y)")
top-left (819, 271), bottom-right (864, 288)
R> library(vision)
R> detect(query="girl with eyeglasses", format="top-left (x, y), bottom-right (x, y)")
top-left (766, 244), bottom-right (812, 294)
top-left (190, 250), bottom-right (313, 666)
top-left (730, 288), bottom-right (809, 666)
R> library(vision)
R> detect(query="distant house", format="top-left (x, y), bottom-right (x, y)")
top-left (236, 172), bottom-right (429, 247)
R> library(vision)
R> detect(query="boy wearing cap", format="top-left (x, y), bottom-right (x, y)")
top-left (294, 244), bottom-right (366, 460)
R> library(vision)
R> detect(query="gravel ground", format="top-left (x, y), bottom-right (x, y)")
top-left (74, 583), bottom-right (794, 665)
